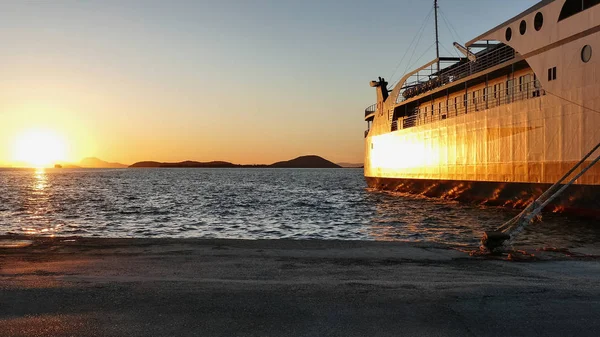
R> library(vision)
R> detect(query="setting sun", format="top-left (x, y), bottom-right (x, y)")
top-left (12, 129), bottom-right (67, 167)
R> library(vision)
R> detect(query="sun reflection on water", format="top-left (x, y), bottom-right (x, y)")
top-left (19, 168), bottom-right (59, 236)
top-left (34, 168), bottom-right (47, 191)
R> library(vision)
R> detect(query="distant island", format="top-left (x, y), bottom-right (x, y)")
top-left (80, 157), bottom-right (127, 169)
top-left (49, 155), bottom-right (347, 169)
top-left (130, 160), bottom-right (241, 168)
top-left (130, 155), bottom-right (342, 169)
top-left (54, 157), bottom-right (127, 169)
top-left (269, 155), bottom-right (341, 168)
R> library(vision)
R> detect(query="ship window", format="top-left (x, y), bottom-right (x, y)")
top-left (559, 0), bottom-right (600, 21)
top-left (586, 0), bottom-right (600, 9)
top-left (534, 12), bottom-right (543, 31)
top-left (582, 45), bottom-right (592, 63)
top-left (532, 74), bottom-right (540, 96)
top-left (559, 0), bottom-right (582, 20)
top-left (519, 76), bottom-right (523, 92)
top-left (505, 27), bottom-right (512, 41)
top-left (548, 67), bottom-right (557, 81)
top-left (506, 79), bottom-right (513, 98)
top-left (519, 20), bottom-right (527, 35)
top-left (523, 75), bottom-right (532, 96)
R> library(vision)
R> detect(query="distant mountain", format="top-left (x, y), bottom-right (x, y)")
top-left (130, 155), bottom-right (341, 169)
top-left (79, 157), bottom-right (127, 168)
top-left (130, 160), bottom-right (239, 168)
top-left (129, 161), bottom-right (162, 168)
top-left (269, 155), bottom-right (341, 168)
top-left (337, 162), bottom-right (364, 168)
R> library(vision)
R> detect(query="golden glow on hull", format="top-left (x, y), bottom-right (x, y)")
top-left (370, 132), bottom-right (438, 170)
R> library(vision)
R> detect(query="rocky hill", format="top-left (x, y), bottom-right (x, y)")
top-left (129, 161), bottom-right (238, 168)
top-left (130, 155), bottom-right (341, 168)
top-left (270, 155), bottom-right (341, 168)
top-left (80, 157), bottom-right (127, 168)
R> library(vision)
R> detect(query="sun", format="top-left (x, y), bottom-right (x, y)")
top-left (13, 129), bottom-right (68, 167)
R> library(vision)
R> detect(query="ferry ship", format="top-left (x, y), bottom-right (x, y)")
top-left (364, 0), bottom-right (600, 215)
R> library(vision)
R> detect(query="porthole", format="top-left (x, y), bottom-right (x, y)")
top-left (582, 45), bottom-right (592, 63)
top-left (506, 27), bottom-right (512, 41)
top-left (534, 12), bottom-right (543, 31)
top-left (520, 20), bottom-right (527, 35)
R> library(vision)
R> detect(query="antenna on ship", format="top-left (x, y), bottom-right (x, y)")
top-left (434, 0), bottom-right (440, 73)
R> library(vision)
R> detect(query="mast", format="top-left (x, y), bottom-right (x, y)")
top-left (434, 0), bottom-right (440, 73)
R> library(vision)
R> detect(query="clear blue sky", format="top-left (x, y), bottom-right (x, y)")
top-left (0, 0), bottom-right (539, 165)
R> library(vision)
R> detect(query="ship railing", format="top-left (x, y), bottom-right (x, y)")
top-left (396, 58), bottom-right (461, 103)
top-left (392, 78), bottom-right (544, 131)
top-left (397, 44), bottom-right (516, 103)
top-left (364, 103), bottom-right (377, 117)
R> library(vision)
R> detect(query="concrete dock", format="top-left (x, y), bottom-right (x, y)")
top-left (1, 237), bottom-right (599, 336)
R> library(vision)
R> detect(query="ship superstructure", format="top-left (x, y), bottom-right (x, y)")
top-left (364, 0), bottom-right (600, 214)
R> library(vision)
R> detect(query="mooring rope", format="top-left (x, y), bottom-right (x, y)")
top-left (500, 149), bottom-right (600, 245)
top-left (496, 141), bottom-right (600, 234)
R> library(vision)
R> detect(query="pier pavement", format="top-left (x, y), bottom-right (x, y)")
top-left (1, 237), bottom-right (599, 336)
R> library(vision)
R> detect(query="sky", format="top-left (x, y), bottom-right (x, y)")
top-left (0, 0), bottom-right (539, 166)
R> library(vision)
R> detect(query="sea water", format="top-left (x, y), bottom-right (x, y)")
top-left (0, 168), bottom-right (598, 248)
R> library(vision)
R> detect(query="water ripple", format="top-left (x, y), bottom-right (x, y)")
top-left (0, 168), bottom-right (598, 248)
